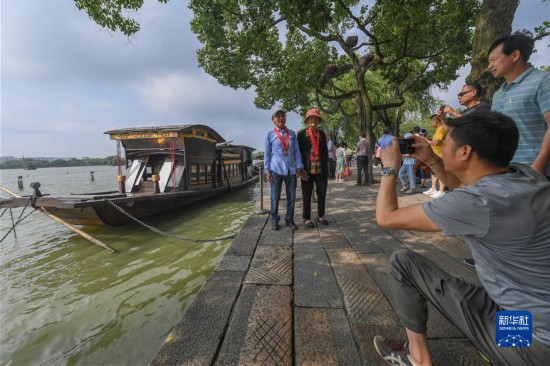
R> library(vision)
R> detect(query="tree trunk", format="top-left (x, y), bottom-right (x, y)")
top-left (467, 0), bottom-right (519, 102)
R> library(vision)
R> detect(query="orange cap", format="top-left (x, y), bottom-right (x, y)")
top-left (304, 108), bottom-right (322, 122)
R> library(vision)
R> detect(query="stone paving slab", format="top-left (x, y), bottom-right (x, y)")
top-left (150, 270), bottom-right (245, 366)
top-left (226, 231), bottom-right (262, 256)
top-left (326, 248), bottom-right (401, 327)
top-left (245, 246), bottom-right (292, 285)
top-left (258, 223), bottom-right (294, 246)
top-left (153, 175), bottom-right (491, 366)
top-left (294, 245), bottom-right (343, 308)
top-left (358, 252), bottom-right (465, 339)
top-left (216, 284), bottom-right (292, 366)
top-left (216, 254), bottom-right (251, 272)
top-left (294, 307), bottom-right (362, 365)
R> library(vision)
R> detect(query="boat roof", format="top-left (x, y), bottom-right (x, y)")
top-left (104, 124), bottom-right (225, 143)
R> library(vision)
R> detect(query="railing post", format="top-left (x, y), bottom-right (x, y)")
top-left (118, 175), bottom-right (126, 194)
top-left (253, 170), bottom-right (269, 215)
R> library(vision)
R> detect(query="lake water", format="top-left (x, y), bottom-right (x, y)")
top-left (0, 166), bottom-right (261, 365)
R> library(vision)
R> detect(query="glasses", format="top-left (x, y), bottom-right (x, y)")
top-left (457, 90), bottom-right (474, 97)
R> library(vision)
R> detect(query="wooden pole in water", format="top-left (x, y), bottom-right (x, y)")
top-left (0, 185), bottom-right (117, 253)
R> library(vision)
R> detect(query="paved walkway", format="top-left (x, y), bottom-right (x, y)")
top-left (151, 168), bottom-right (487, 366)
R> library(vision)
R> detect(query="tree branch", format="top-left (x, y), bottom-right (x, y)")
top-left (316, 86), bottom-right (359, 100)
top-left (335, 0), bottom-right (385, 61)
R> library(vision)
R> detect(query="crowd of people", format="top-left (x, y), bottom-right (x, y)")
top-left (263, 33), bottom-right (549, 366)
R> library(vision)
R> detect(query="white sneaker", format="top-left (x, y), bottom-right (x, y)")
top-left (423, 188), bottom-right (436, 195)
top-left (431, 191), bottom-right (445, 199)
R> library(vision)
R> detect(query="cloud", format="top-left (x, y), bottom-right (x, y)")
top-left (2, 0), bottom-right (548, 159)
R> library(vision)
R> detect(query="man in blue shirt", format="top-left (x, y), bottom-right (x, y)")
top-left (264, 109), bottom-right (303, 230)
top-left (488, 34), bottom-right (550, 178)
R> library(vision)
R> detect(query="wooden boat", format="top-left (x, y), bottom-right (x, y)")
top-left (1, 125), bottom-right (260, 226)
top-left (23, 164), bottom-right (37, 170)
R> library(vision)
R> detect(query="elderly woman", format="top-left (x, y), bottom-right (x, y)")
top-left (297, 108), bottom-right (330, 228)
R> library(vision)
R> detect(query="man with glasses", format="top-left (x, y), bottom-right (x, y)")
top-left (264, 109), bottom-right (303, 231)
top-left (441, 82), bottom-right (491, 119)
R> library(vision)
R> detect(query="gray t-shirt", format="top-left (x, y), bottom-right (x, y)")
top-left (423, 164), bottom-right (550, 345)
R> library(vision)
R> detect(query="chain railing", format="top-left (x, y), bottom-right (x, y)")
top-left (107, 200), bottom-right (237, 243)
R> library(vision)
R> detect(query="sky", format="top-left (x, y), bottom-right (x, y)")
top-left (1, 0), bottom-right (549, 158)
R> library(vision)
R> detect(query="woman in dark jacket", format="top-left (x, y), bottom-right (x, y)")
top-left (297, 108), bottom-right (329, 228)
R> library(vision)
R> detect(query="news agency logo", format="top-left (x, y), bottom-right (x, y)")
top-left (496, 310), bottom-right (532, 348)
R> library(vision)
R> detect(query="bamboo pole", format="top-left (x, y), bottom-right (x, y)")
top-left (0, 185), bottom-right (117, 253)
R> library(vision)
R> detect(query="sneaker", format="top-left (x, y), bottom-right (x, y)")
top-left (400, 185), bottom-right (409, 192)
top-left (431, 191), bottom-right (445, 199)
top-left (373, 336), bottom-right (414, 366)
top-left (422, 188), bottom-right (436, 195)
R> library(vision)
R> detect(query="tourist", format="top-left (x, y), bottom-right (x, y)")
top-left (346, 144), bottom-right (354, 168)
top-left (422, 114), bottom-right (446, 198)
top-left (297, 108), bottom-right (330, 228)
top-left (440, 82), bottom-right (491, 121)
top-left (374, 111), bottom-right (550, 366)
top-left (488, 33), bottom-right (550, 178)
top-left (397, 133), bottom-right (416, 194)
top-left (327, 138), bottom-right (336, 180)
top-left (355, 132), bottom-right (372, 186)
top-left (335, 142), bottom-right (346, 182)
top-left (264, 108), bottom-right (303, 231)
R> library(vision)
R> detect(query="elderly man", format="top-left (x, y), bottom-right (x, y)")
top-left (374, 111), bottom-right (550, 366)
top-left (264, 108), bottom-right (303, 231)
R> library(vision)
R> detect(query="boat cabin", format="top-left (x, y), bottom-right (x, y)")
top-left (105, 125), bottom-right (255, 194)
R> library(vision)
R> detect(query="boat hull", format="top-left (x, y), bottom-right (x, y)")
top-left (47, 178), bottom-right (257, 226)
top-left (19, 178), bottom-right (257, 226)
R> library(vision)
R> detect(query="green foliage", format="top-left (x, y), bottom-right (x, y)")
top-left (0, 156), bottom-right (122, 170)
top-left (252, 151), bottom-right (264, 160)
top-left (74, 0), bottom-right (168, 36)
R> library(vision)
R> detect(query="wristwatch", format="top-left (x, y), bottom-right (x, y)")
top-left (381, 167), bottom-right (397, 176)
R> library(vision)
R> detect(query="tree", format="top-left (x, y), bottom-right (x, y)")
top-left (467, 0), bottom-right (550, 101)
top-left (466, 0), bottom-right (519, 101)
top-left (189, 0), bottom-right (478, 182)
top-left (74, 0), bottom-right (168, 36)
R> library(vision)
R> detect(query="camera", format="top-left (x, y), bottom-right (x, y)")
top-left (398, 138), bottom-right (415, 154)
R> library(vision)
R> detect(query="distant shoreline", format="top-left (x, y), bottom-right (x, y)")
top-left (0, 156), bottom-right (124, 170)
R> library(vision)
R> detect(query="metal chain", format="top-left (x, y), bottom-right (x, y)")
top-left (0, 208), bottom-right (36, 243)
top-left (107, 200), bottom-right (237, 243)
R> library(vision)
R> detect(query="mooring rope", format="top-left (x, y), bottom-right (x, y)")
top-left (107, 200), bottom-right (237, 243)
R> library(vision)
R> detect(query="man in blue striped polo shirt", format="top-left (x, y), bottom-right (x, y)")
top-left (488, 34), bottom-right (550, 178)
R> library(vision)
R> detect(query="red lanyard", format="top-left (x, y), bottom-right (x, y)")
top-left (274, 127), bottom-right (290, 155)
top-left (307, 128), bottom-right (320, 157)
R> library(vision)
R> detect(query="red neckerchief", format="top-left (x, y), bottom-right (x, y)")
top-left (307, 127), bottom-right (320, 157)
top-left (274, 127), bottom-right (289, 155)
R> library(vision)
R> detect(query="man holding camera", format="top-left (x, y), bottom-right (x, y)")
top-left (373, 111), bottom-right (550, 366)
